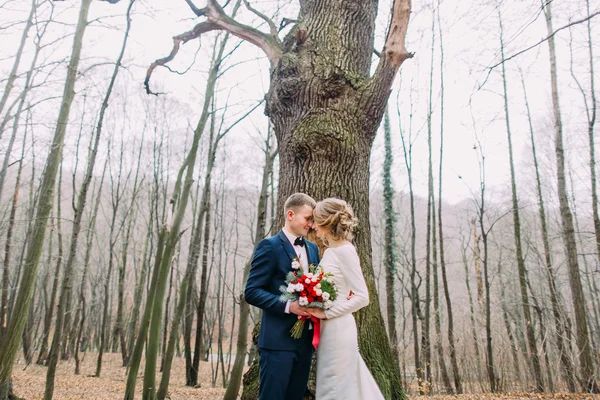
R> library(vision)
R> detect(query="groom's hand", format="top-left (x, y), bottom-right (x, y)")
top-left (289, 301), bottom-right (311, 317)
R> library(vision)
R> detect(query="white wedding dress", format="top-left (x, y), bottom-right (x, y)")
top-left (316, 243), bottom-right (384, 400)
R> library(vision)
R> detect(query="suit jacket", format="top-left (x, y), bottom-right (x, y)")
top-left (245, 230), bottom-right (320, 351)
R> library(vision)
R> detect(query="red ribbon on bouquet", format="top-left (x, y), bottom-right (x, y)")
top-left (296, 315), bottom-right (321, 349)
top-left (310, 316), bottom-right (320, 349)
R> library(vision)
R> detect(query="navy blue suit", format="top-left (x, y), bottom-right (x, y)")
top-left (245, 230), bottom-right (320, 400)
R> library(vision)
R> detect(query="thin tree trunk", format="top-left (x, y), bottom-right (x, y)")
top-left (0, 1), bottom-right (46, 202)
top-left (436, 3), bottom-right (461, 391)
top-left (96, 138), bottom-right (127, 377)
top-left (126, 164), bottom-right (158, 364)
top-left (0, 0), bottom-right (92, 396)
top-left (181, 29), bottom-right (234, 387)
top-left (123, 226), bottom-right (167, 400)
top-left (498, 256), bottom-right (522, 387)
top-left (193, 185), bottom-right (212, 367)
top-left (498, 10), bottom-right (544, 392)
top-left (224, 125), bottom-right (276, 400)
top-left (521, 73), bottom-right (576, 392)
top-left (382, 108), bottom-right (399, 363)
top-left (543, 1), bottom-right (599, 392)
top-left (461, 233), bottom-right (483, 386)
top-left (38, 164), bottom-right (65, 366)
top-left (76, 154), bottom-right (108, 374)
top-left (527, 278), bottom-right (554, 392)
top-left (473, 143), bottom-right (497, 392)
top-left (0, 0), bottom-right (37, 124)
top-left (431, 188), bottom-right (453, 394)
top-left (129, 31), bottom-right (235, 400)
top-left (1, 124), bottom-right (28, 344)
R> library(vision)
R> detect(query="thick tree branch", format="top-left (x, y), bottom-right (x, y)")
top-left (145, 0), bottom-right (281, 94)
top-left (362, 0), bottom-right (412, 123)
top-left (242, 0), bottom-right (278, 40)
top-left (144, 21), bottom-right (218, 95)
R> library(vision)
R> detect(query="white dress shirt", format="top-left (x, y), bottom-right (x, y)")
top-left (282, 228), bottom-right (309, 314)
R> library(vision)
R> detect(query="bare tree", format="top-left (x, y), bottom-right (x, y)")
top-left (436, 1), bottom-right (461, 391)
top-left (498, 8), bottom-right (544, 392)
top-left (0, 0), bottom-right (93, 397)
top-left (520, 72), bottom-right (576, 392)
top-left (542, 0), bottom-right (599, 392)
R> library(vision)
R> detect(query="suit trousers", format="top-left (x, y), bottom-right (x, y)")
top-left (258, 347), bottom-right (313, 400)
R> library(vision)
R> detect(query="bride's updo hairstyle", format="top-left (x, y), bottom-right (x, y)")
top-left (313, 198), bottom-right (359, 241)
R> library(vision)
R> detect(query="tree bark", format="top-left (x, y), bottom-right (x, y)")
top-left (382, 108), bottom-right (399, 364)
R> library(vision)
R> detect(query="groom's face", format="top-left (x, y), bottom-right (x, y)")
top-left (286, 205), bottom-right (314, 237)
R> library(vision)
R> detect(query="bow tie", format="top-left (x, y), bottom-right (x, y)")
top-left (294, 237), bottom-right (305, 247)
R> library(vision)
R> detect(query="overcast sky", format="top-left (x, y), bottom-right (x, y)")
top-left (0, 0), bottom-right (598, 207)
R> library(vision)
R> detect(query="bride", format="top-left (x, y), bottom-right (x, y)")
top-left (307, 198), bottom-right (384, 400)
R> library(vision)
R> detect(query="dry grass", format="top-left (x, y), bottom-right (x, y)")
top-left (10, 353), bottom-right (599, 399)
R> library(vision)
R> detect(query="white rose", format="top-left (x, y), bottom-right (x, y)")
top-left (305, 278), bottom-right (311, 284)
top-left (305, 272), bottom-right (313, 278)
top-left (295, 283), bottom-right (304, 291)
top-left (287, 283), bottom-right (296, 293)
top-left (299, 296), bottom-right (309, 306)
top-left (322, 292), bottom-right (330, 301)
top-left (291, 260), bottom-right (301, 270)
top-left (316, 283), bottom-right (321, 289)
top-left (315, 289), bottom-right (323, 296)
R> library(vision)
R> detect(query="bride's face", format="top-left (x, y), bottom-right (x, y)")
top-left (313, 223), bottom-right (331, 241)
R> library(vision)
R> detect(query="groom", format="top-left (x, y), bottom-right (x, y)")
top-left (245, 193), bottom-right (320, 400)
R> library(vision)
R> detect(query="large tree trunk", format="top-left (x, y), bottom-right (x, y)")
top-left (543, 1), bottom-right (599, 393)
top-left (0, 0), bottom-right (92, 397)
top-left (265, 5), bottom-right (407, 394)
top-left (147, 1), bottom-right (411, 398)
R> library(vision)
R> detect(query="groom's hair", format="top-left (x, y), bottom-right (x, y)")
top-left (284, 193), bottom-right (316, 213)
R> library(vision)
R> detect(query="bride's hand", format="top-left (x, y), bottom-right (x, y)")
top-left (308, 308), bottom-right (327, 320)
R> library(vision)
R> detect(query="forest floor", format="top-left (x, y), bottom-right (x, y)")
top-left (10, 353), bottom-right (600, 399)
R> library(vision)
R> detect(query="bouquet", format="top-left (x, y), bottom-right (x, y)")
top-left (279, 259), bottom-right (338, 345)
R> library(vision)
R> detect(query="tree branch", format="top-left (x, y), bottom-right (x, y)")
top-left (145, 0), bottom-right (282, 94)
top-left (487, 9), bottom-right (600, 70)
top-left (144, 21), bottom-right (218, 95)
top-left (362, 0), bottom-right (412, 123)
top-left (242, 0), bottom-right (278, 39)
